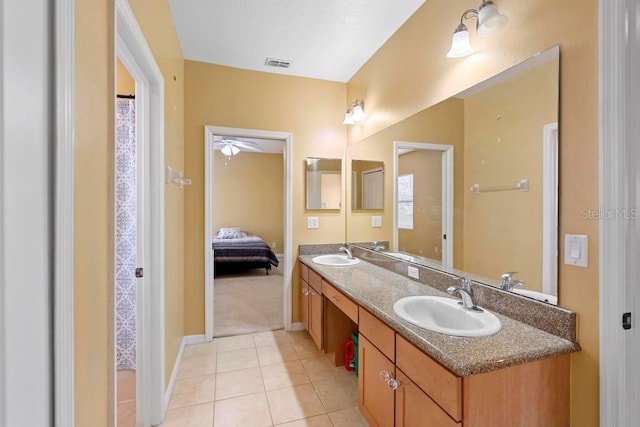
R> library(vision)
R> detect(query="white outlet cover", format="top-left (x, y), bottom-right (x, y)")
top-left (407, 266), bottom-right (419, 279)
top-left (307, 216), bottom-right (319, 229)
top-left (372, 215), bottom-right (382, 227)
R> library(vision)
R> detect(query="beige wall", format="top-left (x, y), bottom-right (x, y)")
top-left (184, 61), bottom-right (346, 333)
top-left (345, 98), bottom-right (465, 268)
top-left (346, 0), bottom-right (599, 424)
top-left (117, 58), bottom-right (135, 95)
top-left (74, 0), bottom-right (114, 424)
top-left (127, 0), bottom-right (186, 388)
top-left (398, 150), bottom-right (443, 260)
top-left (74, 0), bottom-right (185, 422)
top-left (214, 151), bottom-right (284, 250)
top-left (462, 59), bottom-right (558, 292)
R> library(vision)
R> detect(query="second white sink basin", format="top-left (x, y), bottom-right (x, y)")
top-left (393, 296), bottom-right (502, 337)
top-left (312, 254), bottom-right (360, 267)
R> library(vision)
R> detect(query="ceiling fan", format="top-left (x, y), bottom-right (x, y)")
top-left (214, 138), bottom-right (264, 156)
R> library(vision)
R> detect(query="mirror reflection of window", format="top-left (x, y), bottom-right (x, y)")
top-left (397, 174), bottom-right (414, 229)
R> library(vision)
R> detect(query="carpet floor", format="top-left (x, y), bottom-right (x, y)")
top-left (214, 261), bottom-right (284, 337)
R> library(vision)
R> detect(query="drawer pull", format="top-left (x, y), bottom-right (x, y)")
top-left (380, 370), bottom-right (393, 381)
top-left (387, 378), bottom-right (401, 390)
top-left (331, 295), bottom-right (339, 302)
top-left (302, 288), bottom-right (309, 296)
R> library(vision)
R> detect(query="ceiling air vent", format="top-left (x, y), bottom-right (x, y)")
top-left (265, 57), bottom-right (291, 68)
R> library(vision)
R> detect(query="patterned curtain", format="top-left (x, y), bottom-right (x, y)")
top-left (115, 99), bottom-right (137, 370)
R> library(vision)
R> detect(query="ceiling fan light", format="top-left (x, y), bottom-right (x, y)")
top-left (476, 1), bottom-right (508, 38)
top-left (221, 144), bottom-right (240, 156)
top-left (447, 25), bottom-right (474, 58)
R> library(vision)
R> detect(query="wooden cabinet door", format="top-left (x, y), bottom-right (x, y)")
top-left (395, 369), bottom-right (460, 427)
top-left (358, 334), bottom-right (395, 427)
top-left (308, 287), bottom-right (323, 349)
top-left (299, 279), bottom-right (309, 331)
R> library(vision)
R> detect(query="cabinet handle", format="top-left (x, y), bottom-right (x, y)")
top-left (387, 379), bottom-right (401, 390)
top-left (379, 370), bottom-right (392, 381)
top-left (331, 295), bottom-right (339, 302)
top-left (302, 288), bottom-right (309, 295)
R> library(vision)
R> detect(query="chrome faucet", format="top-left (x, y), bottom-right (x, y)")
top-left (372, 241), bottom-right (386, 251)
top-left (500, 272), bottom-right (524, 291)
top-left (339, 244), bottom-right (354, 259)
top-left (447, 277), bottom-right (483, 312)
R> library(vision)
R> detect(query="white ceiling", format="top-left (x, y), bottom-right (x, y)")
top-left (167, 0), bottom-right (426, 83)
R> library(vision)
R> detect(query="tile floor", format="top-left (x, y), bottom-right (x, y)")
top-left (117, 369), bottom-right (136, 427)
top-left (161, 330), bottom-right (367, 426)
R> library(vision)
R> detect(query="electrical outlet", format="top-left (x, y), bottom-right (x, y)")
top-left (407, 266), bottom-right (420, 280)
top-left (271, 242), bottom-right (276, 249)
top-left (371, 216), bottom-right (382, 227)
top-left (307, 217), bottom-right (319, 229)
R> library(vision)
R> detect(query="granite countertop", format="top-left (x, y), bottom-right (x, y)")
top-left (299, 255), bottom-right (580, 377)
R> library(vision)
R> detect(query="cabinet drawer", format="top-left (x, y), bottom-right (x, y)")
top-left (299, 263), bottom-right (309, 282)
top-left (395, 369), bottom-right (460, 427)
top-left (308, 269), bottom-right (322, 293)
top-left (396, 335), bottom-right (462, 422)
top-left (359, 308), bottom-right (395, 362)
top-left (322, 280), bottom-right (358, 324)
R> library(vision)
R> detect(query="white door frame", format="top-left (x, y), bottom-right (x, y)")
top-left (204, 126), bottom-right (293, 340)
top-left (393, 142), bottom-right (454, 268)
top-left (116, 0), bottom-right (166, 425)
top-left (542, 122), bottom-right (559, 297)
top-left (600, 0), bottom-right (639, 424)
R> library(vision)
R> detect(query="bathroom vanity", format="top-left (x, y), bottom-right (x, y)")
top-left (298, 251), bottom-right (579, 426)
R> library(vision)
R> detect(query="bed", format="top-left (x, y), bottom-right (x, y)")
top-left (213, 228), bottom-right (279, 276)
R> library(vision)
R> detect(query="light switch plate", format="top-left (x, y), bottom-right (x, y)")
top-left (372, 216), bottom-right (382, 227)
top-left (564, 234), bottom-right (588, 267)
top-left (307, 217), bottom-right (319, 229)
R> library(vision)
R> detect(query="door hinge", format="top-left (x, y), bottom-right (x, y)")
top-left (212, 242), bottom-right (214, 250)
top-left (443, 234), bottom-right (447, 240)
top-left (135, 267), bottom-right (144, 278)
top-left (622, 312), bottom-right (632, 330)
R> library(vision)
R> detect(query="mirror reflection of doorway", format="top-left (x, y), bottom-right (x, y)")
top-left (394, 142), bottom-right (454, 268)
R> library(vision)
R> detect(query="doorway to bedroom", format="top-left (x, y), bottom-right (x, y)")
top-left (205, 126), bottom-right (293, 339)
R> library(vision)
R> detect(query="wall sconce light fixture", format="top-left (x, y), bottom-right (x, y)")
top-left (446, 0), bottom-right (508, 58)
top-left (343, 99), bottom-right (365, 125)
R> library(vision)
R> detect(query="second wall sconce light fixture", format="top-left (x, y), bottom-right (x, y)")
top-left (343, 99), bottom-right (365, 125)
top-left (446, 0), bottom-right (508, 58)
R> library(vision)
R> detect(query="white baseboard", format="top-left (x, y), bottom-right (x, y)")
top-left (290, 322), bottom-right (305, 332)
top-left (164, 334), bottom-right (207, 411)
top-left (183, 334), bottom-right (206, 346)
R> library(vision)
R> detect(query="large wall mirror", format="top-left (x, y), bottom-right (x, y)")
top-left (346, 45), bottom-right (560, 305)
top-left (306, 157), bottom-right (342, 209)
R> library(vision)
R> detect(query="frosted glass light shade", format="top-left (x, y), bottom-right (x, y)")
top-left (447, 29), bottom-right (473, 58)
top-left (351, 104), bottom-right (365, 122)
top-left (477, 1), bottom-right (508, 38)
top-left (343, 111), bottom-right (355, 125)
top-left (221, 144), bottom-right (240, 156)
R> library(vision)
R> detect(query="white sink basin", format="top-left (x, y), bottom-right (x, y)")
top-left (312, 254), bottom-right (360, 267)
top-left (393, 296), bottom-right (502, 337)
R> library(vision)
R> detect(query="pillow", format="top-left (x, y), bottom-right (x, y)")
top-left (216, 227), bottom-right (246, 239)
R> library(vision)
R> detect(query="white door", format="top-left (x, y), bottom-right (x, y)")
top-left (362, 168), bottom-right (384, 209)
top-left (600, 0), bottom-right (640, 424)
top-left (0, 0), bottom-right (54, 425)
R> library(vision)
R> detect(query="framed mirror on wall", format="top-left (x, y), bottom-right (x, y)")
top-left (306, 157), bottom-right (342, 210)
top-left (346, 45), bottom-right (560, 305)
